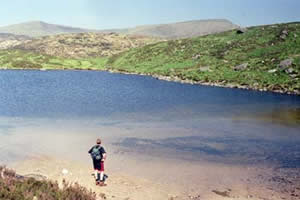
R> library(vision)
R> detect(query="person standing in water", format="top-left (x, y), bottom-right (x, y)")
top-left (88, 138), bottom-right (107, 186)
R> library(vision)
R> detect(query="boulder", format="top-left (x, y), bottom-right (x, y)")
top-left (236, 28), bottom-right (247, 34)
top-left (280, 29), bottom-right (289, 40)
top-left (192, 54), bottom-right (201, 60)
top-left (279, 58), bottom-right (293, 70)
top-left (280, 35), bottom-right (287, 40)
top-left (268, 69), bottom-right (277, 73)
top-left (290, 74), bottom-right (298, 78)
top-left (199, 66), bottom-right (212, 72)
top-left (285, 68), bottom-right (295, 74)
top-left (282, 29), bottom-right (288, 35)
top-left (234, 63), bottom-right (248, 71)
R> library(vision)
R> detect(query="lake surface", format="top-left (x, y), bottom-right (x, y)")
top-left (0, 70), bottom-right (300, 167)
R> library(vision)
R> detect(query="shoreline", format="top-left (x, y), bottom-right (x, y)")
top-left (9, 156), bottom-right (183, 200)
top-left (8, 154), bottom-right (300, 200)
top-left (1, 68), bottom-right (299, 95)
top-left (1, 118), bottom-right (300, 200)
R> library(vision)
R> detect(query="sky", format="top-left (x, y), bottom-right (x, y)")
top-left (0, 0), bottom-right (300, 29)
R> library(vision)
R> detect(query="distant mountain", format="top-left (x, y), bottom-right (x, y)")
top-left (0, 21), bottom-right (91, 37)
top-left (0, 19), bottom-right (239, 39)
top-left (115, 19), bottom-right (240, 39)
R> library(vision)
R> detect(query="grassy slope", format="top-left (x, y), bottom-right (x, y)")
top-left (0, 49), bottom-right (108, 70)
top-left (107, 22), bottom-right (300, 93)
top-left (0, 22), bottom-right (299, 94)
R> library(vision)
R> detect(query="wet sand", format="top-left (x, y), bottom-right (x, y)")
top-left (11, 153), bottom-right (300, 200)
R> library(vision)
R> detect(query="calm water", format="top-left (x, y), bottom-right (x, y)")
top-left (0, 70), bottom-right (300, 167)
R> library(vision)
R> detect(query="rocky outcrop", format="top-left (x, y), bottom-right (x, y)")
top-left (279, 29), bottom-right (289, 40)
top-left (236, 28), bottom-right (247, 34)
top-left (278, 58), bottom-right (298, 77)
top-left (11, 32), bottom-right (161, 58)
top-left (0, 33), bottom-right (31, 49)
top-left (233, 63), bottom-right (248, 71)
top-left (268, 69), bottom-right (277, 73)
top-left (279, 58), bottom-right (293, 70)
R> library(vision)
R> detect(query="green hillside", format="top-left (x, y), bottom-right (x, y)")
top-left (0, 22), bottom-right (299, 94)
top-left (0, 49), bottom-right (108, 70)
top-left (106, 22), bottom-right (300, 94)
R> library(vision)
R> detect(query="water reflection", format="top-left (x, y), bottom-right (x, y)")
top-left (257, 107), bottom-right (300, 126)
top-left (116, 136), bottom-right (300, 168)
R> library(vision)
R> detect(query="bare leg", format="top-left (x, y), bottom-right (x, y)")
top-left (94, 170), bottom-right (98, 180)
top-left (100, 171), bottom-right (104, 181)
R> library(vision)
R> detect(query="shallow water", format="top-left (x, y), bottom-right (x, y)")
top-left (0, 70), bottom-right (300, 168)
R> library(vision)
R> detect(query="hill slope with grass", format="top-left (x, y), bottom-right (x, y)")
top-left (0, 22), bottom-right (299, 94)
top-left (106, 22), bottom-right (300, 94)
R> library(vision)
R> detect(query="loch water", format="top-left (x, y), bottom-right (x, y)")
top-left (0, 70), bottom-right (299, 167)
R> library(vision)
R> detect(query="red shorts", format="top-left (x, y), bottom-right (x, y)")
top-left (93, 160), bottom-right (104, 171)
top-left (99, 161), bottom-right (104, 172)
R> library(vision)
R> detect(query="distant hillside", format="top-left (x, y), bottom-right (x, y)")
top-left (12, 32), bottom-right (161, 58)
top-left (0, 33), bottom-right (31, 49)
top-left (0, 33), bottom-right (30, 40)
top-left (0, 21), bottom-right (91, 37)
top-left (0, 19), bottom-right (239, 39)
top-left (117, 19), bottom-right (239, 39)
top-left (1, 22), bottom-right (298, 94)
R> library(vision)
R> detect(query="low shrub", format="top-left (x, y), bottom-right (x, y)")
top-left (0, 166), bottom-right (96, 200)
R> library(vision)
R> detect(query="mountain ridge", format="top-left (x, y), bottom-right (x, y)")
top-left (0, 19), bottom-right (239, 39)
top-left (0, 21), bottom-right (92, 37)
